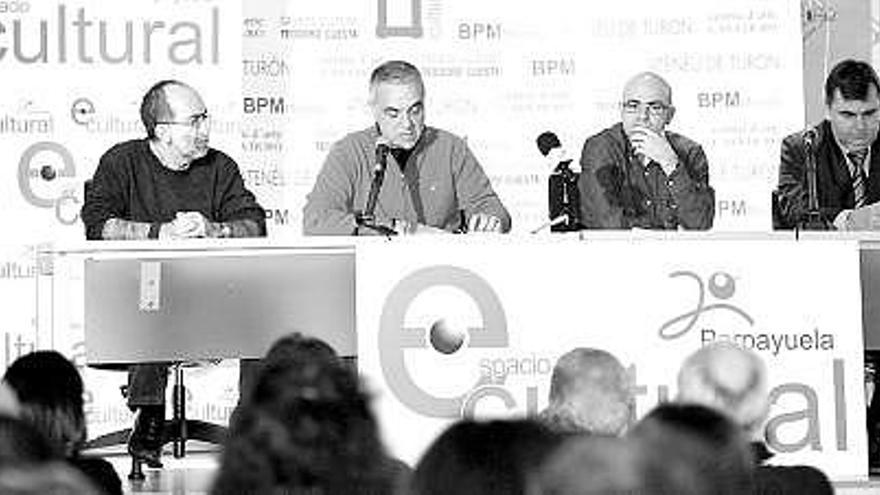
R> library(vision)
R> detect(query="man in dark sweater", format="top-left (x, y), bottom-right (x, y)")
top-left (81, 80), bottom-right (266, 469)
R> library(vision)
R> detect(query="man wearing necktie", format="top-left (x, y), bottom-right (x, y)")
top-left (777, 59), bottom-right (880, 230)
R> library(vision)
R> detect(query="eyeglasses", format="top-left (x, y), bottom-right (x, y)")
top-left (157, 112), bottom-right (210, 129)
top-left (622, 100), bottom-right (668, 117)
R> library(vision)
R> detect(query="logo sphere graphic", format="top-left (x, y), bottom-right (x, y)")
top-left (708, 272), bottom-right (735, 300)
top-left (429, 318), bottom-right (465, 354)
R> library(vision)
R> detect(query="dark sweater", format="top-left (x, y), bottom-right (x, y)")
top-left (81, 139), bottom-right (265, 240)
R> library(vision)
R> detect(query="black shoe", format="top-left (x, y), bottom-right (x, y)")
top-left (128, 405), bottom-right (165, 469)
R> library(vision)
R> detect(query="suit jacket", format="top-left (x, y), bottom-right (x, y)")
top-left (776, 119), bottom-right (880, 228)
top-left (750, 442), bottom-right (832, 495)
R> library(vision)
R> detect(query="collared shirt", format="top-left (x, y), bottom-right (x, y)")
top-left (835, 136), bottom-right (871, 179)
top-left (303, 126), bottom-right (511, 235)
top-left (577, 123), bottom-right (715, 230)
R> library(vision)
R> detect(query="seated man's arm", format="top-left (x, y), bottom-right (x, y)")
top-left (303, 140), bottom-right (373, 235)
top-left (667, 145), bottom-right (714, 230)
top-left (81, 155), bottom-right (152, 240)
top-left (214, 154), bottom-right (267, 238)
top-left (453, 141), bottom-right (511, 233)
top-left (578, 136), bottom-right (628, 229)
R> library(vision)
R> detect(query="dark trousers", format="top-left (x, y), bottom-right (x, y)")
top-left (127, 359), bottom-right (262, 408)
top-left (867, 351), bottom-right (880, 468)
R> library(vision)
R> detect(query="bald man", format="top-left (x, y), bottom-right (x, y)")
top-left (676, 342), bottom-right (769, 437)
top-left (578, 72), bottom-right (715, 229)
top-left (675, 343), bottom-right (833, 493)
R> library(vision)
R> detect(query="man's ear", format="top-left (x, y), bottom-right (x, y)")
top-left (666, 105), bottom-right (676, 125)
top-left (154, 125), bottom-right (170, 144)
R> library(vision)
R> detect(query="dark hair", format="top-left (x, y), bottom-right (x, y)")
top-left (3, 351), bottom-right (86, 457)
top-left (212, 333), bottom-right (395, 495)
top-left (629, 403), bottom-right (755, 495)
top-left (825, 59), bottom-right (880, 106)
top-left (411, 419), bottom-right (562, 495)
top-left (0, 415), bottom-right (57, 467)
top-left (0, 462), bottom-right (102, 495)
top-left (140, 80), bottom-right (182, 139)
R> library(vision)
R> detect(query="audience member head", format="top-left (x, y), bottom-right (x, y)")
top-left (411, 418), bottom-right (562, 495)
top-left (629, 402), bottom-right (755, 495)
top-left (237, 331), bottom-right (339, 406)
top-left (539, 347), bottom-right (633, 436)
top-left (0, 415), bottom-right (57, 467)
top-left (0, 382), bottom-right (21, 418)
top-left (3, 351), bottom-right (86, 457)
top-left (676, 342), bottom-right (769, 437)
top-left (213, 333), bottom-right (395, 495)
top-left (532, 434), bottom-right (711, 495)
top-left (0, 462), bottom-right (102, 495)
top-left (823, 59), bottom-right (880, 153)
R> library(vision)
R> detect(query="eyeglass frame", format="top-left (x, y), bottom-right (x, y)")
top-left (621, 99), bottom-right (670, 118)
top-left (156, 111), bottom-right (210, 129)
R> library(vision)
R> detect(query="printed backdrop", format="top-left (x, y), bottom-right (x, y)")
top-left (357, 238), bottom-right (867, 480)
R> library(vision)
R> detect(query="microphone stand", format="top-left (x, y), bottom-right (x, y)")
top-left (354, 144), bottom-right (398, 236)
top-left (799, 132), bottom-right (830, 231)
top-left (556, 162), bottom-right (581, 231)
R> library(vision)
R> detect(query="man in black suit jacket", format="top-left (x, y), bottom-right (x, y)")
top-left (777, 59), bottom-right (880, 230)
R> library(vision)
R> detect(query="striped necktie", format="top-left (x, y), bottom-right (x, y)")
top-left (848, 149), bottom-right (869, 208)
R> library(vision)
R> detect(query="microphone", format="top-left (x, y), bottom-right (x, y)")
top-left (537, 131), bottom-right (576, 174)
top-left (536, 131), bottom-right (562, 157)
top-left (363, 140), bottom-right (390, 221)
top-left (800, 126), bottom-right (829, 230)
top-left (803, 128), bottom-right (817, 150)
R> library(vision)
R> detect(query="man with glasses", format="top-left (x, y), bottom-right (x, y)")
top-left (82, 80), bottom-right (265, 240)
top-left (776, 59), bottom-right (880, 230)
top-left (578, 72), bottom-right (714, 229)
top-left (81, 80), bottom-right (266, 469)
top-left (303, 60), bottom-right (510, 235)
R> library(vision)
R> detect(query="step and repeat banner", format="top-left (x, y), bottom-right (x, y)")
top-left (357, 238), bottom-right (867, 479)
top-left (274, 0), bottom-right (804, 235)
top-left (2, 0), bottom-right (804, 245)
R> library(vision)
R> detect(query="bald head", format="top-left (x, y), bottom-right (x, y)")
top-left (623, 72), bottom-right (672, 103)
top-left (676, 343), bottom-right (769, 435)
top-left (621, 72), bottom-right (675, 135)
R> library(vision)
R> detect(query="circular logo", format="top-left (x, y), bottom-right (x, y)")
top-left (378, 265), bottom-right (508, 418)
top-left (18, 141), bottom-right (76, 209)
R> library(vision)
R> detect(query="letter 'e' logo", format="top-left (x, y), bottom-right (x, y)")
top-left (379, 265), bottom-right (507, 418)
